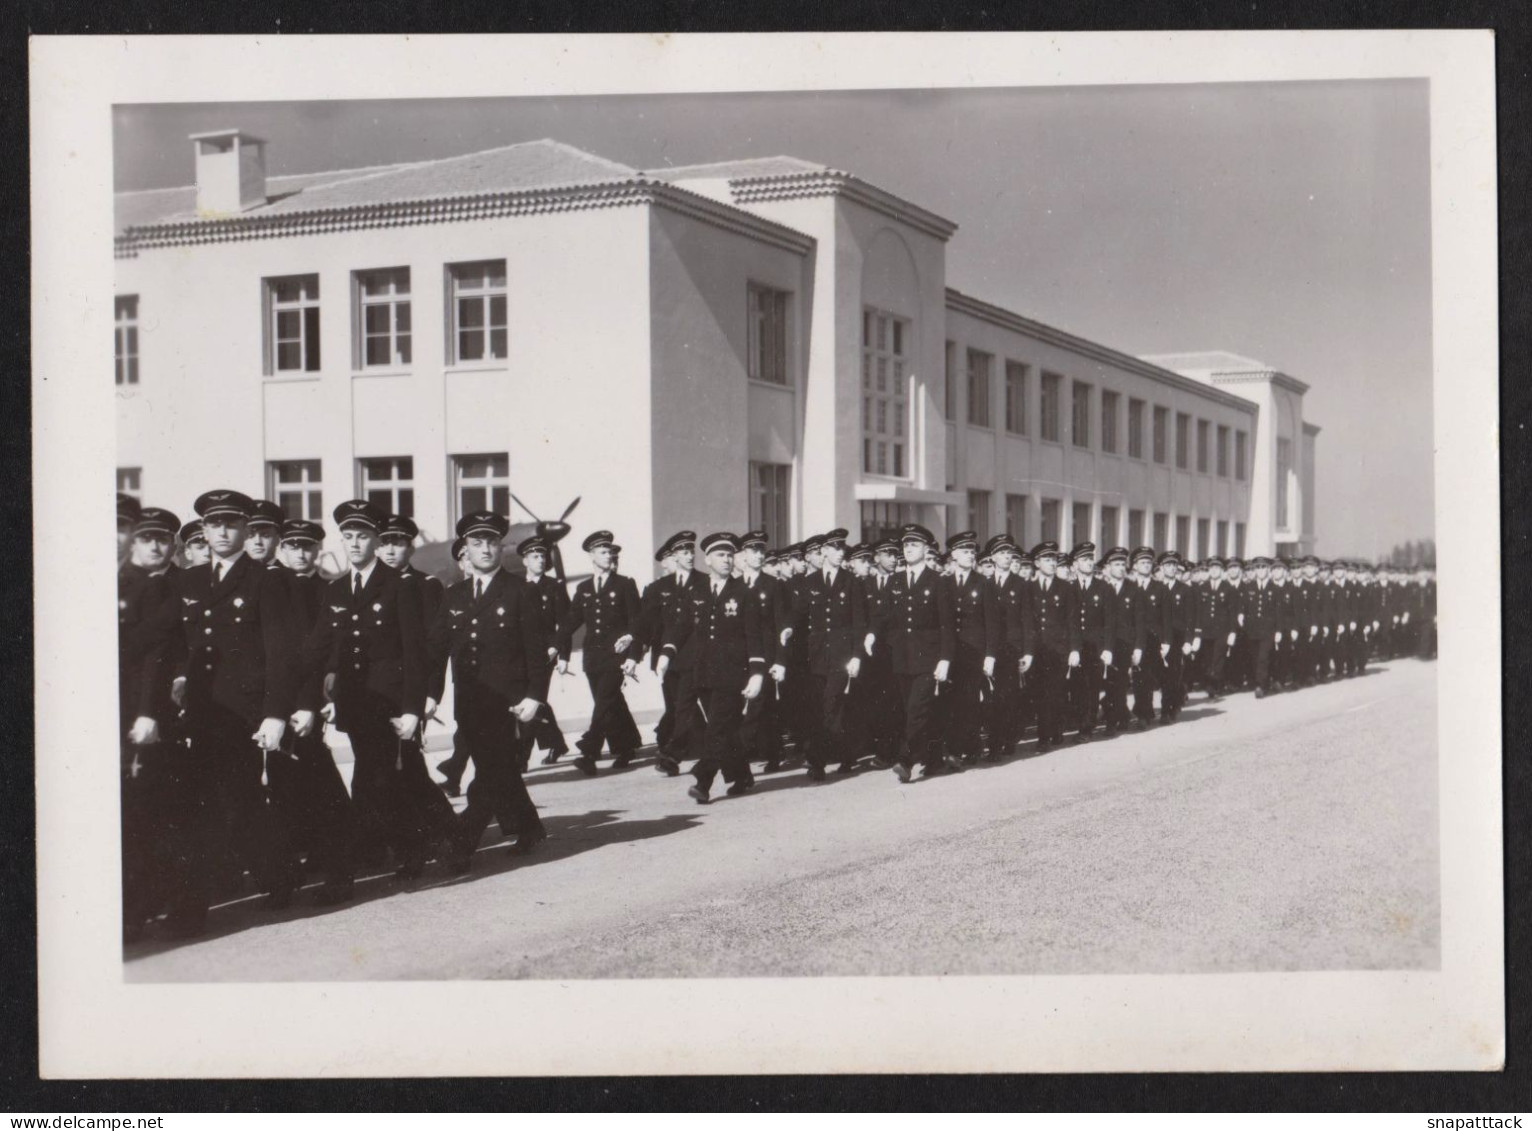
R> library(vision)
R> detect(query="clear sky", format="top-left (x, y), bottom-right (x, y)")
top-left (114, 81), bottom-right (1433, 558)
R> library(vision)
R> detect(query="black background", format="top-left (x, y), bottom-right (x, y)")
top-left (3, 0), bottom-right (1526, 1112)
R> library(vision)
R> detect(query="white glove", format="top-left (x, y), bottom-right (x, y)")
top-left (621, 659), bottom-right (638, 677)
top-left (1290, 629), bottom-right (1298, 641)
top-left (1131, 648), bottom-right (1143, 667)
top-left (320, 702), bottom-right (336, 723)
top-left (512, 698), bottom-right (541, 723)
top-left (547, 646), bottom-right (559, 661)
top-left (1237, 613), bottom-right (1245, 627)
top-left (252, 717), bottom-right (287, 752)
top-left (127, 716), bottom-right (160, 746)
top-left (390, 714), bottom-right (419, 739)
top-left (1273, 632), bottom-right (1282, 645)
top-left (1159, 643), bottom-right (1170, 659)
top-left (846, 656), bottom-right (861, 679)
top-left (934, 659), bottom-right (951, 682)
top-left (769, 663), bottom-right (786, 682)
top-left (558, 659), bottom-right (571, 674)
top-left (864, 633), bottom-right (876, 656)
top-left (170, 677), bottom-right (186, 708)
top-left (1191, 637), bottom-right (1202, 653)
top-left (742, 673), bottom-right (764, 701)
top-left (423, 697), bottom-right (438, 720)
top-left (982, 656), bottom-right (996, 678)
top-left (1101, 650), bottom-right (1114, 667)
top-left (324, 672), bottom-right (337, 700)
top-left (1402, 612), bottom-right (1410, 624)
top-left (780, 627), bottom-right (793, 646)
top-left (1181, 642), bottom-right (1192, 655)
top-left (656, 654), bottom-right (671, 678)
top-left (613, 634), bottom-right (633, 654)
top-left (1020, 654), bottom-right (1034, 674)
top-left (289, 709), bottom-right (316, 737)
top-left (1226, 632), bottom-right (1236, 648)
top-left (1349, 621), bottom-right (1357, 632)
top-left (1309, 626), bottom-right (1318, 637)
top-left (1067, 650), bottom-right (1081, 668)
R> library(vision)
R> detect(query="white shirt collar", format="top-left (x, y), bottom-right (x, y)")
top-left (210, 548), bottom-right (246, 576)
top-left (352, 558), bottom-right (381, 587)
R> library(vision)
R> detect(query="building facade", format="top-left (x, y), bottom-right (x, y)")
top-left (115, 133), bottom-right (1318, 575)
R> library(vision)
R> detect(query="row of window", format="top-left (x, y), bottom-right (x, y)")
top-left (944, 343), bottom-right (1249, 479)
top-left (958, 490), bottom-right (1248, 561)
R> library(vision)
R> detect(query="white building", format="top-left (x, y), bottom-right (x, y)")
top-left (115, 132), bottom-right (1319, 574)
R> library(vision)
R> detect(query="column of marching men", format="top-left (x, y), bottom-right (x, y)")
top-left (116, 488), bottom-right (1438, 943)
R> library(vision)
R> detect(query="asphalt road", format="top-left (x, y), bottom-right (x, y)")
top-left (126, 658), bottom-right (1439, 981)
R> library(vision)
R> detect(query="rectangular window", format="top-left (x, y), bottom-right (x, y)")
top-left (1040, 371), bottom-right (1062, 443)
top-left (859, 501), bottom-right (919, 546)
top-left (748, 283), bottom-right (791, 386)
top-left (354, 267), bottom-right (412, 369)
top-left (943, 340), bottom-right (956, 420)
top-left (1196, 419), bottom-right (1210, 474)
top-left (1101, 390), bottom-right (1119, 454)
top-left (1235, 430), bottom-right (1249, 481)
top-left (967, 489), bottom-right (992, 542)
top-left (1071, 501), bottom-right (1092, 547)
top-left (116, 467), bottom-right (142, 498)
top-left (1128, 398), bottom-right (1145, 459)
top-left (447, 260), bottom-right (508, 365)
top-left (863, 309), bottom-right (910, 477)
top-left (1128, 508), bottom-right (1145, 548)
top-left (268, 459), bottom-right (323, 522)
top-left (359, 456), bottom-right (415, 519)
top-left (1277, 436), bottom-right (1293, 527)
top-left (1217, 425), bottom-right (1230, 477)
top-left (1175, 412), bottom-right (1191, 470)
top-left (1071, 380), bottom-right (1092, 448)
top-left (1006, 493), bottom-right (1028, 547)
top-left (1152, 511), bottom-right (1169, 549)
top-left (1197, 517), bottom-right (1210, 559)
top-left (114, 296), bottom-right (139, 385)
top-left (1004, 360), bottom-right (1028, 435)
top-left (452, 453), bottom-right (509, 522)
top-left (1152, 406), bottom-right (1168, 464)
top-left (1040, 498), bottom-right (1062, 544)
top-left (1235, 521), bottom-right (1247, 558)
top-left (263, 274), bottom-right (320, 375)
top-left (966, 349), bottom-right (993, 428)
top-left (1176, 515), bottom-right (1191, 555)
top-left (1100, 505), bottom-right (1119, 549)
top-left (750, 461), bottom-right (792, 547)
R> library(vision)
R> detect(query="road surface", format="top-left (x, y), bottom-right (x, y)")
top-left (126, 658), bottom-right (1439, 981)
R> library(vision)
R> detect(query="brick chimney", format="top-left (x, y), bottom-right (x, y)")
top-left (190, 129), bottom-right (267, 216)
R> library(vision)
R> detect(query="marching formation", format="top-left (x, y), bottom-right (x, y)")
top-left (116, 489), bottom-right (1438, 944)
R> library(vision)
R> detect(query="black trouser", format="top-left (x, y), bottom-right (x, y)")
top-left (1131, 641), bottom-right (1161, 721)
top-left (344, 710), bottom-right (457, 868)
top-left (1100, 650), bottom-right (1132, 730)
top-left (1031, 648), bottom-right (1069, 744)
top-left (121, 735), bottom-right (176, 933)
top-left (987, 652), bottom-right (1023, 754)
top-left (166, 707), bottom-right (293, 927)
top-left (805, 669), bottom-right (859, 770)
top-left (1070, 641), bottom-right (1104, 734)
top-left (1253, 632), bottom-right (1279, 690)
top-left (654, 665), bottom-right (680, 754)
top-left (948, 652), bottom-right (987, 758)
top-left (691, 680), bottom-right (750, 791)
top-left (577, 666), bottom-right (641, 759)
top-left (518, 662), bottom-right (568, 764)
top-left (1201, 632), bottom-right (1231, 691)
top-left (895, 672), bottom-right (943, 770)
top-left (860, 658), bottom-right (902, 762)
top-left (1161, 632), bottom-right (1187, 716)
top-left (266, 724), bottom-right (354, 884)
top-left (741, 680), bottom-right (782, 765)
top-left (457, 689), bottom-right (544, 849)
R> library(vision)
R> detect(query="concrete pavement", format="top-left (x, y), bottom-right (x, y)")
top-left (125, 658), bottom-right (1439, 981)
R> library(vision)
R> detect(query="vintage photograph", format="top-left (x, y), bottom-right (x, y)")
top-left (107, 79), bottom-right (1443, 983)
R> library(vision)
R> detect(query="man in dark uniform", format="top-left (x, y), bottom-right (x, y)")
top-left (735, 530), bottom-right (791, 777)
top-left (119, 505), bottom-right (181, 941)
top-left (556, 530), bottom-right (645, 775)
top-left (1223, 558), bottom-right (1252, 690)
top-left (1069, 540), bottom-right (1111, 741)
top-left (271, 518), bottom-right (356, 904)
top-left (427, 511), bottom-right (548, 874)
top-left (982, 534), bottom-right (1028, 759)
top-left (640, 531), bottom-right (704, 775)
top-left (862, 538), bottom-right (904, 769)
top-left (178, 519), bottom-right (210, 569)
top-left (886, 525), bottom-right (956, 784)
top-left (434, 536), bottom-right (474, 795)
top-left (166, 489), bottom-right (297, 936)
top-left (303, 500), bottom-right (454, 880)
top-left (662, 533), bottom-right (767, 804)
top-left (943, 531), bottom-right (1000, 765)
top-left (1098, 546), bottom-right (1137, 735)
top-left (243, 498), bottom-right (284, 566)
top-left (1019, 542), bottom-right (1081, 752)
top-left (1159, 551), bottom-right (1196, 722)
top-left (790, 528), bottom-right (870, 780)
top-left (1192, 556), bottom-right (1239, 700)
top-left (1240, 556), bottom-right (1285, 698)
top-left (515, 534), bottom-right (572, 770)
top-left (1127, 546), bottom-right (1164, 726)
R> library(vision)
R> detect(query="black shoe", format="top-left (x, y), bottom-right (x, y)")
top-left (688, 784), bottom-right (711, 805)
top-left (763, 759), bottom-right (781, 774)
top-left (943, 754), bottom-right (967, 772)
top-left (574, 754), bottom-right (599, 777)
top-left (726, 780), bottom-right (755, 797)
top-left (871, 756), bottom-right (894, 770)
top-left (806, 764), bottom-right (827, 782)
top-left (313, 879), bottom-right (355, 906)
top-left (439, 778), bottom-right (462, 798)
top-left (835, 761), bottom-right (858, 775)
top-left (513, 827), bottom-right (548, 855)
top-left (395, 858), bottom-right (426, 881)
top-left (611, 752), bottom-right (634, 770)
top-left (655, 755), bottom-right (681, 777)
top-left (541, 747), bottom-right (567, 766)
top-left (893, 764), bottom-right (913, 784)
top-left (922, 762), bottom-right (951, 780)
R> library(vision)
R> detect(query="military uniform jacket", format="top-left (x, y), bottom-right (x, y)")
top-left (522, 572), bottom-right (571, 661)
top-left (1102, 579), bottom-right (1139, 655)
top-left (1239, 580), bottom-right (1286, 639)
top-left (397, 565), bottom-right (446, 632)
top-left (1287, 581), bottom-right (1319, 634)
top-left (118, 564), bottom-right (177, 728)
top-left (557, 572), bottom-right (644, 673)
top-left (175, 554), bottom-right (297, 727)
top-left (792, 567), bottom-right (869, 674)
top-left (740, 570), bottom-right (791, 667)
top-left (1074, 575), bottom-right (1114, 649)
top-left (304, 562), bottom-right (426, 724)
top-left (885, 565), bottom-right (956, 675)
top-left (428, 568), bottom-right (545, 713)
top-left (1195, 580), bottom-right (1239, 640)
top-left (1027, 577), bottom-right (1082, 657)
top-left (1130, 578), bottom-right (1170, 650)
top-left (946, 570), bottom-right (1001, 663)
top-left (648, 570), bottom-right (709, 671)
top-left (989, 572), bottom-right (1032, 659)
top-left (283, 568), bottom-right (330, 710)
top-left (660, 575), bottom-right (767, 689)
top-left (1162, 580), bottom-right (1197, 640)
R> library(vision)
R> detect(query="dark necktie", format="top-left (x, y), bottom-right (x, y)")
top-left (474, 577), bottom-right (483, 601)
top-left (212, 561), bottom-right (224, 589)
top-left (353, 572), bottom-right (362, 597)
